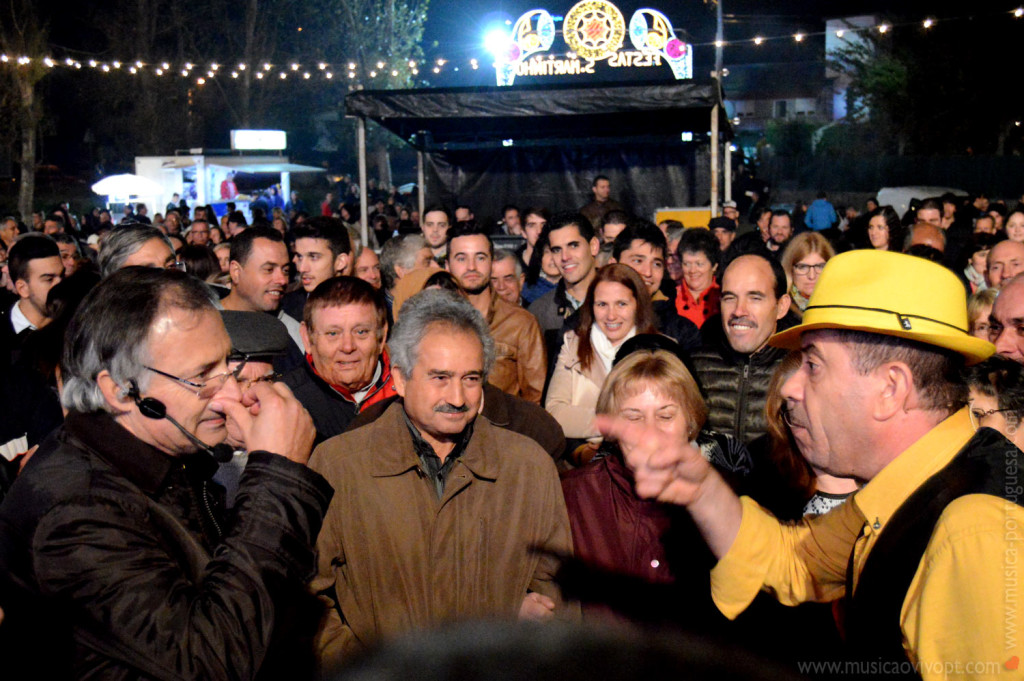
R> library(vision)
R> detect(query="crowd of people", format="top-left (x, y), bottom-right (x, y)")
top-left (0, 174), bottom-right (1021, 680)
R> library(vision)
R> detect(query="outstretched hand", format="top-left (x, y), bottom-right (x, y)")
top-left (595, 414), bottom-right (743, 558)
top-left (595, 414), bottom-right (712, 506)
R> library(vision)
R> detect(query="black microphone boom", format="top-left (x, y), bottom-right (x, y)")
top-left (129, 381), bottom-right (236, 463)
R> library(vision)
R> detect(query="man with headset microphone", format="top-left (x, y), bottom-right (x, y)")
top-left (0, 267), bottom-right (333, 680)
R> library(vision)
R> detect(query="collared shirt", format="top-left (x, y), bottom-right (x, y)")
top-left (710, 408), bottom-right (1024, 678)
top-left (675, 281), bottom-right (720, 329)
top-left (10, 300), bottom-right (34, 334)
top-left (402, 410), bottom-right (474, 499)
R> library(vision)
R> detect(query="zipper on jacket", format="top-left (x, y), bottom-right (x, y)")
top-left (735, 361), bottom-right (751, 442)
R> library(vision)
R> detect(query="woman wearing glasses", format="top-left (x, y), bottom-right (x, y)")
top-left (964, 355), bottom-right (1024, 450)
top-left (780, 232), bottom-right (835, 320)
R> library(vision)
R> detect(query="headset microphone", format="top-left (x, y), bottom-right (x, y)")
top-left (127, 380), bottom-right (236, 463)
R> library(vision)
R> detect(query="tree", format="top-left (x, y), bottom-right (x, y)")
top-left (828, 14), bottom-right (1024, 157)
top-left (304, 0), bottom-right (431, 185)
top-left (0, 0), bottom-right (48, 218)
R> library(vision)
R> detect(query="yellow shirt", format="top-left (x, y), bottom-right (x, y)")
top-left (711, 408), bottom-right (1024, 679)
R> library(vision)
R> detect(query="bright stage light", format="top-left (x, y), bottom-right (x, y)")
top-left (484, 27), bottom-right (511, 59)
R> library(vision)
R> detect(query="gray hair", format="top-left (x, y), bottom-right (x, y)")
top-left (493, 248), bottom-right (523, 277)
top-left (389, 289), bottom-right (495, 379)
top-left (98, 225), bottom-right (175, 277)
top-left (380, 233), bottom-right (427, 291)
top-left (62, 268), bottom-right (218, 413)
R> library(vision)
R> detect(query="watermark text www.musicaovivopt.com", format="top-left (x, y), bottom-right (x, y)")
top-left (796, 660), bottom-right (1007, 677)
top-left (1007, 443), bottom-right (1021, 666)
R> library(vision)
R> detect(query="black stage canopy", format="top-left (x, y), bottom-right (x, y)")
top-left (345, 79), bottom-right (730, 151)
top-left (345, 80), bottom-right (730, 226)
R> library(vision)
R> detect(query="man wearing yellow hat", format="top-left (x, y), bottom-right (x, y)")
top-left (600, 250), bottom-right (1022, 679)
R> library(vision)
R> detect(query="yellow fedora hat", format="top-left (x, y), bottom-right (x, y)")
top-left (770, 250), bottom-right (995, 364)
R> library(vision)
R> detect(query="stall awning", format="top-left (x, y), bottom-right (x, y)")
top-left (345, 79), bottom-right (730, 151)
top-left (156, 156), bottom-right (324, 173)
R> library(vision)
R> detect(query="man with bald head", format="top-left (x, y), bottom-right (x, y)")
top-left (989, 274), bottom-right (1024, 362)
top-left (986, 240), bottom-right (1024, 289)
top-left (904, 222), bottom-right (945, 254)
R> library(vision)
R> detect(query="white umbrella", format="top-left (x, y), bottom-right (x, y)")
top-left (91, 173), bottom-right (163, 198)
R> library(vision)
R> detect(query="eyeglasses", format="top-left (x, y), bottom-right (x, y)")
top-left (971, 406), bottom-right (1012, 421)
top-left (237, 372), bottom-right (282, 391)
top-left (144, 365), bottom-right (236, 399)
top-left (167, 261), bottom-right (187, 272)
top-left (793, 262), bottom-right (827, 275)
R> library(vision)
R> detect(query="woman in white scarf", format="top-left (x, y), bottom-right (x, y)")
top-left (546, 264), bottom-right (658, 458)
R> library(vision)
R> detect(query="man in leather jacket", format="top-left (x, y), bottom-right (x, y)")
top-left (0, 267), bottom-right (332, 680)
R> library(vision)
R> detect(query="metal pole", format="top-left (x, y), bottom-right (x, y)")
top-left (710, 0), bottom-right (723, 218)
top-left (357, 117), bottom-right (369, 247)
top-left (417, 149), bottom-right (426, 221)
top-left (724, 143), bottom-right (732, 204)
top-left (711, 105), bottom-right (719, 218)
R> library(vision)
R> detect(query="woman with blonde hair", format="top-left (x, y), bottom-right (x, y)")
top-left (560, 343), bottom-right (711, 623)
top-left (780, 232), bottom-right (835, 318)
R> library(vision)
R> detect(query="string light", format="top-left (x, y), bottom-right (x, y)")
top-left (2, 10), bottom-right (1020, 87)
top-left (197, 77), bottom-right (205, 85)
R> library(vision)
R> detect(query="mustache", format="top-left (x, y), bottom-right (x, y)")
top-left (728, 315), bottom-right (757, 327)
top-left (434, 403), bottom-right (469, 414)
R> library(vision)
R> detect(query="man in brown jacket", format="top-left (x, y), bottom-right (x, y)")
top-left (445, 222), bottom-right (547, 404)
top-left (309, 289), bottom-right (575, 668)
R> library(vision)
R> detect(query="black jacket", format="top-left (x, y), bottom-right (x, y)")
top-left (284, 359), bottom-right (360, 444)
top-left (0, 411), bottom-right (332, 680)
top-left (690, 317), bottom-right (791, 444)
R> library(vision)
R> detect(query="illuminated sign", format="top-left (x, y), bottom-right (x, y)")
top-left (563, 1), bottom-right (626, 61)
top-left (493, 2), bottom-right (691, 85)
top-left (230, 129), bottom-right (287, 151)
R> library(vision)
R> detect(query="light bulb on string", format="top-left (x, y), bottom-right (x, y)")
top-left (923, 18), bottom-right (934, 29)
top-left (754, 36), bottom-right (763, 45)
